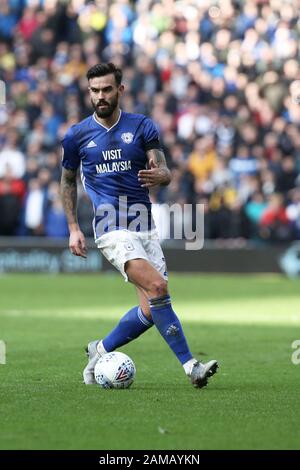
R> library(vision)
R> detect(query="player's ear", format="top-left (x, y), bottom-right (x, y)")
top-left (118, 84), bottom-right (125, 95)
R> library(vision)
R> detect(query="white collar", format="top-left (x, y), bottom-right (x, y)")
top-left (93, 110), bottom-right (122, 131)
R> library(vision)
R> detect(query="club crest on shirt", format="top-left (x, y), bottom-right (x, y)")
top-left (121, 132), bottom-right (134, 144)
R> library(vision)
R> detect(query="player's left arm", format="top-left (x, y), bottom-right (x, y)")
top-left (138, 148), bottom-right (171, 188)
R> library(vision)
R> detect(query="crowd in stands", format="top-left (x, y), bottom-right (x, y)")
top-left (1, 0), bottom-right (300, 243)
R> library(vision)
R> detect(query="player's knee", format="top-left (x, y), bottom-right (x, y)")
top-left (148, 279), bottom-right (168, 298)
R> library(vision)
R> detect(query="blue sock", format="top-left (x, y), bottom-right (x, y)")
top-left (102, 306), bottom-right (153, 352)
top-left (149, 295), bottom-right (193, 365)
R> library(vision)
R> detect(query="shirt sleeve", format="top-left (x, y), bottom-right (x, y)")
top-left (142, 118), bottom-right (162, 151)
top-left (61, 126), bottom-right (81, 170)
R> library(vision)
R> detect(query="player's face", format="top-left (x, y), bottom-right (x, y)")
top-left (88, 74), bottom-right (124, 118)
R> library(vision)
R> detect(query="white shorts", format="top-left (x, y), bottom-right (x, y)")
top-left (96, 230), bottom-right (168, 282)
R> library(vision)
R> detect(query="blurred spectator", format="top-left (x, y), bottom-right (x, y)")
top-left (23, 179), bottom-right (46, 236)
top-left (0, 130), bottom-right (26, 179)
top-left (0, 0), bottom-right (299, 242)
top-left (229, 145), bottom-right (259, 187)
top-left (188, 135), bottom-right (217, 188)
top-left (245, 191), bottom-right (268, 238)
top-left (44, 182), bottom-right (69, 237)
top-left (0, 168), bottom-right (25, 235)
top-left (276, 156), bottom-right (298, 195)
top-left (0, 0), bottom-right (19, 41)
top-left (260, 193), bottom-right (292, 242)
top-left (286, 188), bottom-right (300, 238)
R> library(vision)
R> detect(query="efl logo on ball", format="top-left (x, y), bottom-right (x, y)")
top-left (94, 352), bottom-right (136, 389)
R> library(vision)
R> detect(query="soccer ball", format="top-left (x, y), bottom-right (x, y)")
top-left (94, 352), bottom-right (136, 389)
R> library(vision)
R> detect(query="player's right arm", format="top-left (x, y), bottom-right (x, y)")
top-left (60, 127), bottom-right (87, 258)
top-left (138, 117), bottom-right (171, 188)
top-left (60, 168), bottom-right (87, 258)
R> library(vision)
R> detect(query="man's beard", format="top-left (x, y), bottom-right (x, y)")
top-left (92, 95), bottom-right (119, 118)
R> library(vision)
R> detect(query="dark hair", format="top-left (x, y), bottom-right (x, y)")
top-left (86, 63), bottom-right (122, 86)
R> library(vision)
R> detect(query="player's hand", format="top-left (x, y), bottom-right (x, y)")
top-left (69, 230), bottom-right (87, 258)
top-left (138, 159), bottom-right (171, 188)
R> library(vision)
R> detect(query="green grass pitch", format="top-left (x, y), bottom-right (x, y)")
top-left (0, 273), bottom-right (300, 450)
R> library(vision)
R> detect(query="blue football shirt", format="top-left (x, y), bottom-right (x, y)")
top-left (61, 111), bottom-right (161, 239)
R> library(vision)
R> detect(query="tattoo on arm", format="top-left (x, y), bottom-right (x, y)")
top-left (147, 148), bottom-right (167, 168)
top-left (60, 167), bottom-right (78, 227)
top-left (146, 148), bottom-right (171, 185)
